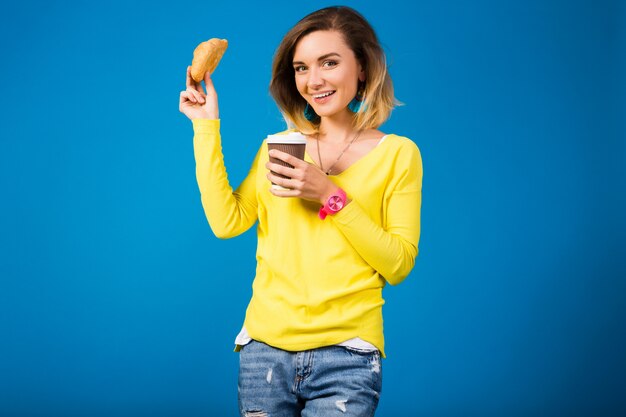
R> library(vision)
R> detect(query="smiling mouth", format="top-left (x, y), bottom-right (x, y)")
top-left (312, 91), bottom-right (336, 99)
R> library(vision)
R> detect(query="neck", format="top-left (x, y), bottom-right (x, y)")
top-left (318, 110), bottom-right (359, 144)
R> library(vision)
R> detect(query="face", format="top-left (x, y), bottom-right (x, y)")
top-left (292, 30), bottom-right (365, 120)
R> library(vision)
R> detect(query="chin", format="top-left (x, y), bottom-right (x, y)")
top-left (313, 106), bottom-right (347, 119)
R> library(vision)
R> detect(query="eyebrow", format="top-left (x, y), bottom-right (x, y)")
top-left (292, 53), bottom-right (341, 66)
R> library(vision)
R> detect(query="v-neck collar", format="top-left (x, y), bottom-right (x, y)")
top-left (304, 135), bottom-right (391, 177)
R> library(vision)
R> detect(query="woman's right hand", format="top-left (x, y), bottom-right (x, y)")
top-left (179, 66), bottom-right (219, 120)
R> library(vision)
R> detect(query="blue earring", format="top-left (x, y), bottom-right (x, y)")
top-left (348, 81), bottom-right (366, 113)
top-left (304, 103), bottom-right (319, 121)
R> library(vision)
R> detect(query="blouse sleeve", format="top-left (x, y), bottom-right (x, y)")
top-left (330, 140), bottom-right (422, 285)
top-left (192, 119), bottom-right (260, 239)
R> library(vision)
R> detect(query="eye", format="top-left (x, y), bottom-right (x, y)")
top-left (294, 65), bottom-right (307, 72)
top-left (323, 60), bottom-right (338, 68)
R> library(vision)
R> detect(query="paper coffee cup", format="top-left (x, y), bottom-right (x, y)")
top-left (267, 132), bottom-right (307, 190)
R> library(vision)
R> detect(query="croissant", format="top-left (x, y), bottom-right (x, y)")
top-left (190, 38), bottom-right (228, 82)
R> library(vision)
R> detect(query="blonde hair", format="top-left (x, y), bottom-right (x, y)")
top-left (269, 6), bottom-right (398, 134)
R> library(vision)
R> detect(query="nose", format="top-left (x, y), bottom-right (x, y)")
top-left (307, 67), bottom-right (323, 90)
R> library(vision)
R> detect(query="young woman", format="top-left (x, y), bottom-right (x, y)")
top-left (179, 6), bottom-right (422, 416)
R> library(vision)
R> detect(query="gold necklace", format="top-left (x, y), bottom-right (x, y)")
top-left (316, 130), bottom-right (362, 175)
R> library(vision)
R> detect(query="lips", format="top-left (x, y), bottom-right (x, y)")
top-left (312, 90), bottom-right (336, 104)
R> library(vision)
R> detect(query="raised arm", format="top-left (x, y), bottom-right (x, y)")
top-left (180, 65), bottom-right (259, 239)
top-left (192, 120), bottom-right (260, 239)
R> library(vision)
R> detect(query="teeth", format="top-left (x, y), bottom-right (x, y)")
top-left (313, 91), bottom-right (335, 99)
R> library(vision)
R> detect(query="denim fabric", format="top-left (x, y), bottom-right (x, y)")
top-left (238, 340), bottom-right (382, 417)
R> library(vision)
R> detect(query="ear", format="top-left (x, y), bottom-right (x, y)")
top-left (358, 66), bottom-right (366, 82)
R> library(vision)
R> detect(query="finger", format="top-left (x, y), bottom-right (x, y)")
top-left (187, 88), bottom-right (206, 104)
top-left (180, 92), bottom-right (191, 109)
top-left (186, 66), bottom-right (193, 89)
top-left (180, 90), bottom-right (197, 104)
top-left (266, 161), bottom-right (296, 178)
top-left (180, 90), bottom-right (191, 102)
top-left (268, 181), bottom-right (300, 198)
top-left (269, 187), bottom-right (291, 197)
top-left (268, 169), bottom-right (303, 190)
top-left (203, 70), bottom-right (216, 96)
top-left (268, 149), bottom-right (302, 167)
top-left (267, 173), bottom-right (296, 194)
top-left (187, 66), bottom-right (204, 92)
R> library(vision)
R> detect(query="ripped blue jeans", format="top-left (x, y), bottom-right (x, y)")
top-left (238, 340), bottom-right (382, 417)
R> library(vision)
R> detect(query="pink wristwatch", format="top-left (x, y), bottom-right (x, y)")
top-left (319, 188), bottom-right (347, 220)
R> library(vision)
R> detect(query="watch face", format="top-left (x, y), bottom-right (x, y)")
top-left (328, 195), bottom-right (344, 212)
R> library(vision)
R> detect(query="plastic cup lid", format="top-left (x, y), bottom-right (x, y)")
top-left (266, 132), bottom-right (307, 144)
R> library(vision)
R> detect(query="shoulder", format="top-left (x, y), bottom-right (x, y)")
top-left (382, 134), bottom-right (422, 162)
top-left (380, 135), bottom-right (423, 189)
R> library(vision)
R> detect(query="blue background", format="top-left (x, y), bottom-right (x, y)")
top-left (1, 0), bottom-right (624, 416)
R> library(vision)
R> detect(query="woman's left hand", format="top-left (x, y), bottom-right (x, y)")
top-left (266, 149), bottom-right (337, 205)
